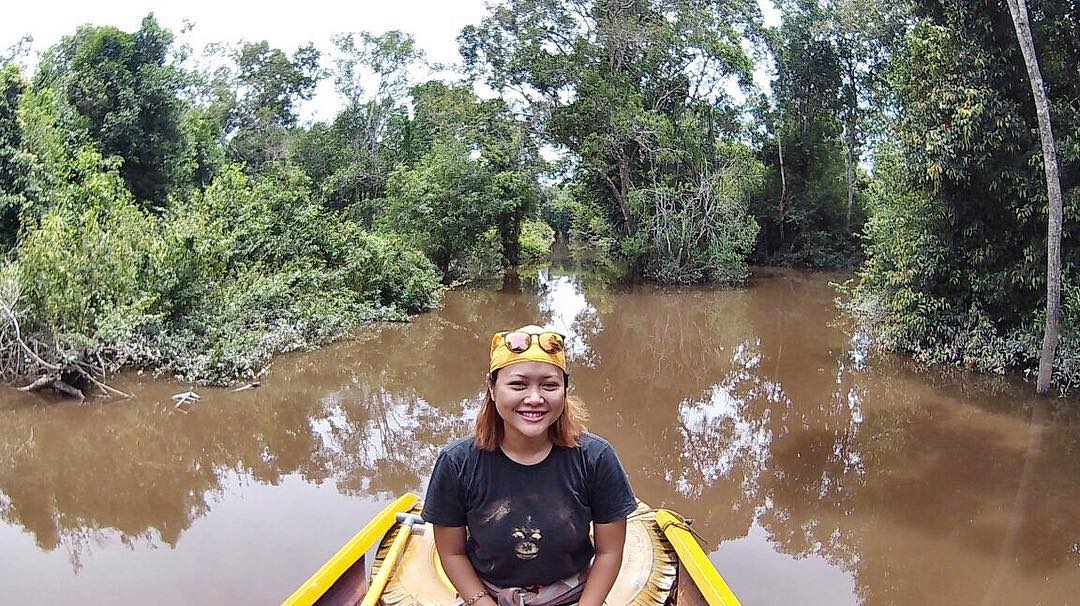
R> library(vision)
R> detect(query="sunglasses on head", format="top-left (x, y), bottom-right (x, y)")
top-left (498, 330), bottom-right (566, 354)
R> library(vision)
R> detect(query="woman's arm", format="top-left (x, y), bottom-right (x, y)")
top-left (578, 519), bottom-right (627, 606)
top-left (433, 525), bottom-right (498, 606)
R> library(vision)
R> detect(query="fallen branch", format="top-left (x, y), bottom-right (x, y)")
top-left (18, 374), bottom-right (55, 392)
top-left (18, 374), bottom-right (85, 401)
top-left (172, 391), bottom-right (201, 409)
top-left (0, 302), bottom-right (60, 372)
top-left (76, 362), bottom-right (133, 399)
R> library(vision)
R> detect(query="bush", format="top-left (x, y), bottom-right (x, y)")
top-left (7, 156), bottom-right (443, 384)
top-left (518, 219), bottom-right (555, 264)
top-left (843, 148), bottom-right (1080, 394)
top-left (378, 141), bottom-right (499, 274)
top-left (452, 227), bottom-right (504, 283)
top-left (339, 226), bottom-right (442, 314)
top-left (634, 150), bottom-right (763, 285)
top-left (16, 148), bottom-right (168, 353)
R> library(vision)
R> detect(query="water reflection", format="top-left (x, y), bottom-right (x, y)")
top-left (0, 267), bottom-right (1079, 605)
top-left (535, 268), bottom-right (602, 365)
top-left (672, 385), bottom-right (772, 500)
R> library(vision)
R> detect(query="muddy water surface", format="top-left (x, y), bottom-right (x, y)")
top-left (1, 266), bottom-right (1078, 605)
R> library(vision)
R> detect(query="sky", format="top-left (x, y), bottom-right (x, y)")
top-left (2, 0), bottom-right (779, 123)
top-left (1, 0), bottom-right (491, 122)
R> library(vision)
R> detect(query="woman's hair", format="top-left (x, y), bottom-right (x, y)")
top-left (473, 369), bottom-right (589, 451)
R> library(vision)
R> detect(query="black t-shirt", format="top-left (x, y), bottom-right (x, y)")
top-left (421, 433), bottom-right (637, 587)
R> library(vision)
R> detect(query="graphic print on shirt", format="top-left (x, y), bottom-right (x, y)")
top-left (511, 517), bottom-right (542, 560)
top-left (479, 495), bottom-right (576, 563)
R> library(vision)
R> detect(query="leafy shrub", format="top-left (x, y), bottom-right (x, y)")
top-left (452, 227), bottom-right (504, 283)
top-left (16, 148), bottom-right (168, 352)
top-left (378, 141), bottom-right (536, 277)
top-left (378, 141), bottom-right (497, 274)
top-left (634, 150), bottom-right (763, 285)
top-left (9, 154), bottom-right (442, 384)
top-left (339, 225), bottom-right (442, 313)
top-left (540, 189), bottom-right (577, 239)
top-left (518, 219), bottom-right (555, 264)
top-left (843, 148), bottom-right (1080, 393)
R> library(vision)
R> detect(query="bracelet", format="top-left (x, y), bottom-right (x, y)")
top-left (463, 590), bottom-right (490, 606)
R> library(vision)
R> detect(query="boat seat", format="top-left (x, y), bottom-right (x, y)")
top-left (372, 501), bottom-right (677, 606)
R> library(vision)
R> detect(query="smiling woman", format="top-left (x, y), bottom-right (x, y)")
top-left (420, 324), bottom-right (637, 606)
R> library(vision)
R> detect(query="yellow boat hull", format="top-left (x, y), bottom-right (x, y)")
top-left (283, 493), bottom-right (740, 606)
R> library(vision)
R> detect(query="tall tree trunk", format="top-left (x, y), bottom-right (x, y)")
top-left (602, 153), bottom-right (635, 236)
top-left (842, 59), bottom-right (859, 233)
top-left (777, 123), bottom-right (787, 247)
top-left (617, 154), bottom-right (634, 233)
top-left (844, 122), bottom-right (855, 231)
top-left (1006, 0), bottom-right (1063, 395)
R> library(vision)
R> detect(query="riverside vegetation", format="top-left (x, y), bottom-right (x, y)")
top-left (0, 0), bottom-right (1076, 395)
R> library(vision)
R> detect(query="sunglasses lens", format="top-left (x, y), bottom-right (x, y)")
top-left (504, 332), bottom-right (531, 353)
top-left (539, 332), bottom-right (564, 353)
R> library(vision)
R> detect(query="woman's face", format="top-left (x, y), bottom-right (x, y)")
top-left (490, 361), bottom-right (566, 444)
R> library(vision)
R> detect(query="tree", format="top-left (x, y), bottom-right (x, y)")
top-left (209, 40), bottom-right (322, 169)
top-left (378, 139), bottom-right (536, 276)
top-left (2, 34), bottom-right (33, 68)
top-left (378, 140), bottom-right (490, 274)
top-left (0, 65), bottom-right (30, 247)
top-left (848, 0), bottom-right (1079, 390)
top-left (33, 15), bottom-right (186, 205)
top-left (332, 30), bottom-right (423, 154)
top-left (1004, 0), bottom-right (1063, 395)
top-left (755, 0), bottom-right (854, 267)
top-left (407, 81), bottom-right (543, 266)
top-left (289, 32), bottom-right (423, 212)
top-left (460, 0), bottom-right (761, 281)
top-left (827, 0), bottom-right (912, 228)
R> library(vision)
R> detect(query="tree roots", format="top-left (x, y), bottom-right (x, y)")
top-left (1, 301), bottom-right (131, 402)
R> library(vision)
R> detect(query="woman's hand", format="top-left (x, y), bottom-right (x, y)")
top-left (577, 519), bottom-right (627, 606)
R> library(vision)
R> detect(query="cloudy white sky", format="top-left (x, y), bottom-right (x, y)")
top-left (2, 0), bottom-right (492, 122)
top-left (2, 0), bottom-right (778, 122)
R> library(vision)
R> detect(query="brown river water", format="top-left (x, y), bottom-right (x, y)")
top-left (1, 265), bottom-right (1079, 605)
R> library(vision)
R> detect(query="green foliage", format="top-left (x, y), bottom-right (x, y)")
top-left (635, 147), bottom-right (763, 284)
top-left (462, 0), bottom-right (759, 281)
top-left (541, 186), bottom-right (618, 264)
top-left (378, 141), bottom-right (491, 273)
top-left (540, 188), bottom-right (576, 240)
top-left (16, 149), bottom-right (164, 348)
top-left (176, 107), bottom-right (227, 191)
top-left (752, 0), bottom-right (867, 268)
top-left (8, 153), bottom-right (441, 383)
top-left (7, 2), bottom-right (1078, 392)
top-left (15, 84), bottom-right (69, 201)
top-left (848, 0), bottom-right (1080, 389)
top-left (33, 15), bottom-right (187, 205)
top-left (518, 219), bottom-right (555, 265)
top-left (209, 40), bottom-right (322, 170)
top-left (332, 30), bottom-right (422, 107)
top-left (458, 227), bottom-right (505, 282)
top-left (285, 31), bottom-right (423, 213)
top-left (0, 64), bottom-right (30, 247)
top-left (378, 140), bottom-right (536, 277)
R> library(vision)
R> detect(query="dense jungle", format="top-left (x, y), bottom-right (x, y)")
top-left (0, 0), bottom-right (1076, 395)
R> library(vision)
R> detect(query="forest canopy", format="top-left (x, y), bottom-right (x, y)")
top-left (0, 0), bottom-right (1075, 393)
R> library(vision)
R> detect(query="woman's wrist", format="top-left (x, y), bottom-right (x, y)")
top-left (462, 590), bottom-right (491, 606)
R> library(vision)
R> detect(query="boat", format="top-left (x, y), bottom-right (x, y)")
top-left (283, 493), bottom-right (741, 606)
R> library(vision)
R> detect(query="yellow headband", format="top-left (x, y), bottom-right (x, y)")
top-left (489, 325), bottom-right (567, 374)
